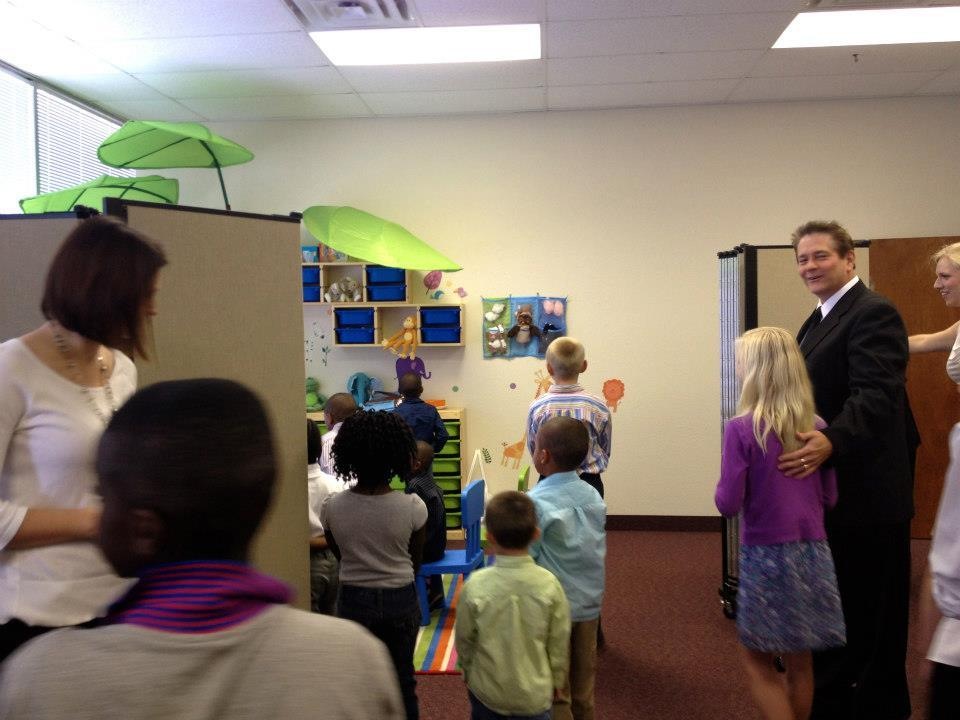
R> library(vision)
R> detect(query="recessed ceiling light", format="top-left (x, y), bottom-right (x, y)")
top-left (310, 24), bottom-right (541, 66)
top-left (774, 6), bottom-right (960, 48)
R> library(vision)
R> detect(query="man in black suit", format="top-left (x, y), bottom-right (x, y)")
top-left (778, 220), bottom-right (918, 720)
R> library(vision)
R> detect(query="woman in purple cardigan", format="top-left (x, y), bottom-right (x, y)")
top-left (716, 327), bottom-right (846, 720)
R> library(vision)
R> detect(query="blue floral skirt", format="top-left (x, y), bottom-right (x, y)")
top-left (736, 539), bottom-right (846, 653)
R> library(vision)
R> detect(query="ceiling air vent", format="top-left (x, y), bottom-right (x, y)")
top-left (805, 0), bottom-right (955, 7)
top-left (283, 0), bottom-right (420, 30)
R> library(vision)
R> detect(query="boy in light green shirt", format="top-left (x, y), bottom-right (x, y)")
top-left (455, 491), bottom-right (570, 720)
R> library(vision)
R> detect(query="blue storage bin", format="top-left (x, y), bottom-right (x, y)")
top-left (366, 284), bottom-right (406, 301)
top-left (420, 307), bottom-right (460, 326)
top-left (301, 266), bottom-right (320, 284)
top-left (366, 266), bottom-right (405, 284)
top-left (302, 285), bottom-right (321, 302)
top-left (335, 308), bottom-right (375, 327)
top-left (336, 327), bottom-right (375, 344)
top-left (421, 327), bottom-right (461, 343)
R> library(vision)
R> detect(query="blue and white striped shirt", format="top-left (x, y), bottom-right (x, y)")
top-left (526, 384), bottom-right (612, 475)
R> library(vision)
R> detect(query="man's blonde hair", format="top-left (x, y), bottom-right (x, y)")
top-left (735, 327), bottom-right (815, 454)
top-left (546, 336), bottom-right (585, 380)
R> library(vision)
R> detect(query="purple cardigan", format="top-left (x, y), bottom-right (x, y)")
top-left (715, 414), bottom-right (837, 547)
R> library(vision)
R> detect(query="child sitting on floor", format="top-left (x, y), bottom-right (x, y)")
top-left (0, 378), bottom-right (403, 719)
top-left (456, 490), bottom-right (570, 720)
top-left (321, 410), bottom-right (427, 720)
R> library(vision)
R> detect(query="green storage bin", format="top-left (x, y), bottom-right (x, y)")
top-left (443, 421), bottom-right (460, 438)
top-left (435, 476), bottom-right (461, 493)
top-left (389, 476), bottom-right (405, 491)
top-left (437, 439), bottom-right (460, 457)
top-left (445, 512), bottom-right (461, 529)
top-left (442, 495), bottom-right (462, 511)
top-left (433, 458), bottom-right (460, 474)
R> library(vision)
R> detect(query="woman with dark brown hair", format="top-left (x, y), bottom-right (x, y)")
top-left (0, 216), bottom-right (166, 660)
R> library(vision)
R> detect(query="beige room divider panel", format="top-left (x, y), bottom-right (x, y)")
top-left (107, 200), bottom-right (308, 607)
top-left (0, 214), bottom-right (80, 341)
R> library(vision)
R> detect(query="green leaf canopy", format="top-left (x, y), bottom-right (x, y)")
top-left (19, 174), bottom-right (179, 214)
top-left (303, 205), bottom-right (461, 272)
top-left (97, 121), bottom-right (253, 169)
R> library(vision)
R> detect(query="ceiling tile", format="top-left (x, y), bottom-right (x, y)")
top-left (547, 0), bottom-right (798, 21)
top-left (413, 0), bottom-right (545, 25)
top-left (548, 79), bottom-right (738, 109)
top-left (728, 71), bottom-right (941, 102)
top-left (0, 2), bottom-right (118, 76)
top-left (751, 43), bottom-right (960, 77)
top-left (135, 67), bottom-right (352, 99)
top-left (180, 93), bottom-right (370, 120)
top-left (548, 50), bottom-right (764, 85)
top-left (340, 60), bottom-right (544, 93)
top-left (361, 87), bottom-right (546, 115)
top-left (91, 32), bottom-right (328, 74)
top-left (547, 12), bottom-right (795, 57)
top-left (8, 0), bottom-right (301, 41)
top-left (43, 73), bottom-right (167, 101)
top-left (915, 69), bottom-right (960, 94)
top-left (96, 97), bottom-right (207, 121)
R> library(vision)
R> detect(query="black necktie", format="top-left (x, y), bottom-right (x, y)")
top-left (800, 307), bottom-right (822, 349)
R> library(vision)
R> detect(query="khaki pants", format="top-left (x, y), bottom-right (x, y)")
top-left (552, 618), bottom-right (598, 720)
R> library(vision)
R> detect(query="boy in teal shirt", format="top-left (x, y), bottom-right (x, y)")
top-left (528, 416), bottom-right (606, 720)
top-left (455, 491), bottom-right (570, 720)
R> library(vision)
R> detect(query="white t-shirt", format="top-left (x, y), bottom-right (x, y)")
top-left (928, 422), bottom-right (960, 667)
top-left (306, 463), bottom-right (345, 537)
top-left (947, 329), bottom-right (960, 384)
top-left (0, 338), bottom-right (136, 626)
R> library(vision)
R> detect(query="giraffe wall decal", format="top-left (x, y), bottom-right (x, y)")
top-left (500, 370), bottom-right (554, 469)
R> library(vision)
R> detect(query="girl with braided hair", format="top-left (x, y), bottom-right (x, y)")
top-left (320, 410), bottom-right (427, 720)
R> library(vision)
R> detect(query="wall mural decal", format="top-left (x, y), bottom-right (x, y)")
top-left (482, 296), bottom-right (567, 359)
top-left (304, 320), bottom-right (331, 366)
top-left (603, 378), bottom-right (626, 412)
top-left (501, 434), bottom-right (526, 469)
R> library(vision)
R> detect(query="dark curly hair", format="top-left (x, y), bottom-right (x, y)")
top-left (332, 410), bottom-right (416, 489)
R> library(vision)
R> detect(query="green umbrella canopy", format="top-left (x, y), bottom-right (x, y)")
top-left (302, 206), bottom-right (461, 272)
top-left (97, 121), bottom-right (253, 210)
top-left (19, 174), bottom-right (179, 214)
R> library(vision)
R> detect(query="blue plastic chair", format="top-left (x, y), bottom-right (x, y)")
top-left (415, 479), bottom-right (485, 625)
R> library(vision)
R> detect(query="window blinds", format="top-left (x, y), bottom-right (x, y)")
top-left (36, 89), bottom-right (132, 194)
top-left (0, 68), bottom-right (36, 213)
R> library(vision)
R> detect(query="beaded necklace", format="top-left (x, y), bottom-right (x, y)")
top-left (51, 323), bottom-right (116, 426)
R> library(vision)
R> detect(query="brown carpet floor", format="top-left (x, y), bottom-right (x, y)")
top-left (417, 530), bottom-right (933, 720)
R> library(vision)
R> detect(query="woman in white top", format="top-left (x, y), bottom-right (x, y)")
top-left (0, 216), bottom-right (166, 660)
top-left (908, 241), bottom-right (960, 718)
top-left (908, 241), bottom-right (960, 379)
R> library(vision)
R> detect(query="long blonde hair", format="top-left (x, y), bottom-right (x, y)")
top-left (735, 327), bottom-right (815, 453)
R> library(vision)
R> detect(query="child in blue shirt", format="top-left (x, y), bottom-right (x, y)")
top-left (528, 416), bottom-right (606, 720)
top-left (394, 373), bottom-right (448, 453)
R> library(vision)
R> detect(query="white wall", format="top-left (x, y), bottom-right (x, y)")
top-left (166, 96), bottom-right (960, 516)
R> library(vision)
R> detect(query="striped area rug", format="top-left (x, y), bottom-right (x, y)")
top-left (414, 573), bottom-right (465, 674)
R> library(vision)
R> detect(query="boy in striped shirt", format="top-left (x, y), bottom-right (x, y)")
top-left (526, 337), bottom-right (612, 499)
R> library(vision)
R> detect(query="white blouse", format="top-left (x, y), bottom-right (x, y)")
top-left (947, 329), bottom-right (960, 384)
top-left (0, 339), bottom-right (136, 626)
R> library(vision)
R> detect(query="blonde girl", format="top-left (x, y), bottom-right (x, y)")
top-left (716, 327), bottom-right (846, 720)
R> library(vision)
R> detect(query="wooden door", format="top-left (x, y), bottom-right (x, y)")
top-left (869, 236), bottom-right (960, 538)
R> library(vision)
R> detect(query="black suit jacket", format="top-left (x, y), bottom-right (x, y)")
top-left (798, 280), bottom-right (919, 526)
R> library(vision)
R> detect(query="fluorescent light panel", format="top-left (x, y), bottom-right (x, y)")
top-left (310, 24), bottom-right (541, 66)
top-left (774, 7), bottom-right (960, 48)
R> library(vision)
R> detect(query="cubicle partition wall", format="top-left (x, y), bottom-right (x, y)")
top-left (0, 203), bottom-right (309, 608)
top-left (0, 213), bottom-right (82, 341)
